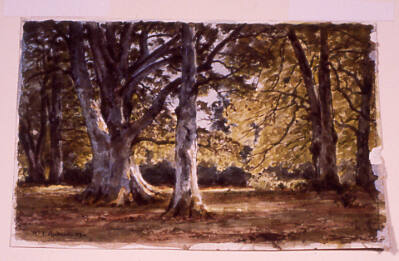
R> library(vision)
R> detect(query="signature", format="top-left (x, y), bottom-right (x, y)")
top-left (32, 231), bottom-right (86, 238)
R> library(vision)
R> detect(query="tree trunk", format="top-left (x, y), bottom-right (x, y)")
top-left (356, 58), bottom-right (377, 194)
top-left (82, 140), bottom-right (131, 205)
top-left (288, 28), bottom-right (322, 179)
top-left (165, 24), bottom-right (207, 218)
top-left (18, 73), bottom-right (49, 184)
top-left (23, 143), bottom-right (44, 183)
top-left (25, 156), bottom-right (44, 183)
top-left (128, 159), bottom-right (162, 204)
top-left (288, 26), bottom-right (340, 191)
top-left (48, 73), bottom-right (63, 184)
top-left (19, 129), bottom-right (45, 184)
top-left (19, 120), bottom-right (44, 183)
top-left (317, 27), bottom-right (340, 190)
top-left (68, 22), bottom-right (159, 205)
top-left (80, 138), bottom-right (160, 205)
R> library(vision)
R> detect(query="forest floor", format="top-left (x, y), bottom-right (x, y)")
top-left (12, 185), bottom-right (386, 250)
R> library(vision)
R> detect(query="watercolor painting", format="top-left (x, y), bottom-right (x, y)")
top-left (12, 20), bottom-right (388, 250)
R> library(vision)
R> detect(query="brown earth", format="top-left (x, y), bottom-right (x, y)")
top-left (12, 185), bottom-right (386, 250)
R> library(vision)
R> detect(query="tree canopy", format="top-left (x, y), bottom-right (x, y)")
top-left (17, 21), bottom-right (379, 197)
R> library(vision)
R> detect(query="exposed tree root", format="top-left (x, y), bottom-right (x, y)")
top-left (78, 175), bottom-right (164, 207)
top-left (163, 196), bottom-right (211, 219)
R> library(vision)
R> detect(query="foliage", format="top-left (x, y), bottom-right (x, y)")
top-left (17, 22), bottom-right (379, 193)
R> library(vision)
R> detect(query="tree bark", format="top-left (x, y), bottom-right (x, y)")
top-left (48, 73), bottom-right (64, 184)
top-left (68, 23), bottom-right (127, 204)
top-left (68, 22), bottom-right (170, 204)
top-left (317, 27), bottom-right (340, 190)
top-left (288, 26), bottom-right (340, 190)
top-left (18, 75), bottom-right (49, 183)
top-left (356, 57), bottom-right (377, 194)
top-left (128, 159), bottom-right (162, 204)
top-left (165, 24), bottom-right (207, 218)
top-left (80, 138), bottom-right (160, 205)
top-left (19, 120), bottom-right (45, 183)
top-left (287, 28), bottom-right (322, 179)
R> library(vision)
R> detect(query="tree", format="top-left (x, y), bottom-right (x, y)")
top-left (224, 24), bottom-right (378, 193)
top-left (18, 21), bottom-right (379, 199)
top-left (18, 21), bottom-right (67, 183)
top-left (328, 25), bottom-right (378, 194)
top-left (354, 52), bottom-right (377, 194)
top-left (285, 25), bottom-right (340, 190)
top-left (164, 23), bottom-right (254, 217)
top-left (66, 21), bottom-right (182, 204)
top-left (18, 80), bottom-right (48, 183)
top-left (225, 25), bottom-right (311, 172)
top-left (164, 24), bottom-right (207, 217)
top-left (47, 71), bottom-right (65, 184)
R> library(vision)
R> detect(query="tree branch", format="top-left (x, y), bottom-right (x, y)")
top-left (25, 67), bottom-right (71, 83)
top-left (334, 119), bottom-right (358, 134)
top-left (330, 62), bottom-right (365, 118)
top-left (262, 88), bottom-right (309, 105)
top-left (119, 23), bottom-right (135, 74)
top-left (197, 25), bottom-right (244, 72)
top-left (128, 34), bottom-right (179, 77)
top-left (127, 78), bottom-right (182, 139)
top-left (123, 57), bottom-right (174, 119)
top-left (87, 23), bottom-right (116, 73)
top-left (138, 25), bottom-right (149, 62)
top-left (287, 27), bottom-right (320, 112)
top-left (134, 136), bottom-right (174, 145)
top-left (67, 22), bottom-right (110, 143)
top-left (105, 23), bottom-right (118, 60)
top-left (251, 106), bottom-right (297, 170)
